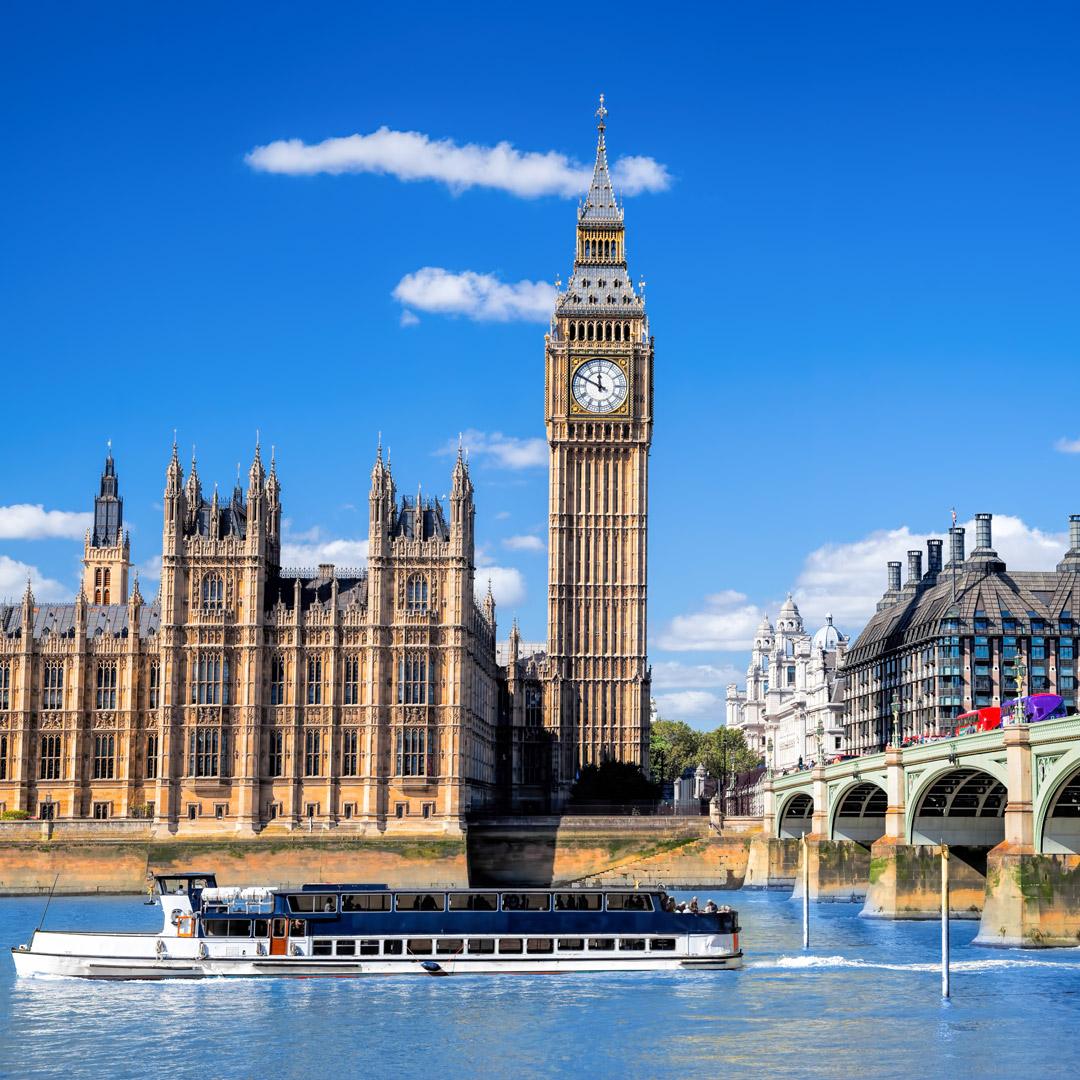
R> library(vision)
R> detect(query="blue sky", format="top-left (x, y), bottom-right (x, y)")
top-left (2, 2), bottom-right (1079, 727)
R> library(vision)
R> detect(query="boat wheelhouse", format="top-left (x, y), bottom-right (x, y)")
top-left (11, 873), bottom-right (742, 979)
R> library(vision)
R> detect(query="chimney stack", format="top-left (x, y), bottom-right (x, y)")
top-left (947, 526), bottom-right (966, 567)
top-left (974, 513), bottom-right (993, 553)
top-left (927, 539), bottom-right (943, 576)
top-left (888, 561), bottom-right (902, 592)
top-left (968, 512), bottom-right (1006, 572)
top-left (1058, 514), bottom-right (1080, 573)
top-left (906, 550), bottom-right (922, 587)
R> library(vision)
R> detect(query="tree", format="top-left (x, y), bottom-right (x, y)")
top-left (649, 717), bottom-right (704, 782)
top-left (568, 760), bottom-right (661, 805)
top-left (700, 727), bottom-right (763, 796)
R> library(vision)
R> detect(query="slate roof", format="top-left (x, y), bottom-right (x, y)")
top-left (843, 566), bottom-right (1080, 667)
top-left (0, 602), bottom-right (161, 640)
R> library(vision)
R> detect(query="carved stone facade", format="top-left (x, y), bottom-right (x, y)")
top-left (539, 102), bottom-right (653, 796)
top-left (0, 444), bottom-right (499, 834)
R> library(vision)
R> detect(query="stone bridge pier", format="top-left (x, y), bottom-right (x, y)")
top-left (759, 716), bottom-right (1080, 946)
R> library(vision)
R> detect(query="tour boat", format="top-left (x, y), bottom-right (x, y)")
top-left (11, 873), bottom-right (742, 979)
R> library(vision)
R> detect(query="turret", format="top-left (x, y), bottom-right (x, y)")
top-left (449, 438), bottom-right (474, 550)
top-left (265, 447), bottom-right (282, 563)
top-left (83, 444), bottom-right (131, 603)
top-left (368, 439), bottom-right (396, 549)
top-left (247, 438), bottom-right (266, 549)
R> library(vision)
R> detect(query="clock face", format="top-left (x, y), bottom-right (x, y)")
top-left (572, 357), bottom-right (628, 414)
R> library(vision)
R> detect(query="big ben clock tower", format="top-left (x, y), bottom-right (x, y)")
top-left (545, 97), bottom-right (653, 794)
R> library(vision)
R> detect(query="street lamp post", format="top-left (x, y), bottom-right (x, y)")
top-left (890, 692), bottom-right (902, 749)
top-left (766, 737), bottom-right (774, 780)
top-left (816, 718), bottom-right (825, 766)
top-left (1011, 651), bottom-right (1027, 725)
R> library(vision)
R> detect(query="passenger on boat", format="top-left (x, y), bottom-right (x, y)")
top-left (689, 897), bottom-right (700, 914)
top-left (705, 900), bottom-right (718, 914)
top-left (665, 898), bottom-right (676, 913)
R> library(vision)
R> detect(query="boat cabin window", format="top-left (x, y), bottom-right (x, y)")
top-left (289, 920), bottom-right (307, 936)
top-left (554, 892), bottom-right (601, 911)
top-left (157, 877), bottom-right (213, 896)
top-left (527, 938), bottom-right (554, 954)
top-left (287, 893), bottom-right (338, 914)
top-left (619, 938), bottom-right (647, 951)
top-left (498, 939), bottom-right (523, 954)
top-left (202, 919), bottom-right (252, 937)
top-left (335, 940), bottom-right (356, 956)
top-left (254, 920), bottom-right (270, 938)
top-left (395, 893), bottom-right (445, 912)
top-left (558, 938), bottom-right (585, 951)
top-left (342, 893), bottom-right (392, 912)
top-left (448, 892), bottom-right (497, 911)
top-left (588, 938), bottom-right (615, 951)
top-left (467, 939), bottom-right (495, 954)
top-left (407, 939), bottom-right (433, 955)
top-left (383, 940), bottom-right (403, 955)
top-left (435, 938), bottom-right (464, 955)
top-left (606, 893), bottom-right (653, 912)
top-left (313, 939), bottom-right (334, 956)
top-left (359, 939), bottom-right (380, 956)
top-left (650, 938), bottom-right (676, 951)
top-left (501, 893), bottom-right (550, 912)
top-left (715, 913), bottom-right (738, 933)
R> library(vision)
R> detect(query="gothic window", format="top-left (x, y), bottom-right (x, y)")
top-left (304, 730), bottom-right (321, 776)
top-left (342, 730), bottom-right (359, 777)
top-left (407, 575), bottom-right (429, 613)
top-left (94, 567), bottom-right (102, 603)
top-left (614, 323), bottom-right (621, 342)
top-left (191, 655), bottom-right (229, 705)
top-left (95, 662), bottom-right (118, 710)
top-left (202, 573), bottom-right (224, 610)
top-left (568, 322), bottom-right (576, 341)
top-left (396, 727), bottom-right (431, 776)
top-left (146, 733), bottom-right (158, 780)
top-left (398, 654), bottom-right (432, 705)
top-left (525, 685), bottom-right (543, 727)
top-left (42, 662), bottom-right (64, 710)
top-left (268, 730), bottom-right (284, 777)
top-left (270, 655), bottom-right (286, 705)
top-left (148, 661), bottom-right (160, 709)
top-left (0, 661), bottom-right (9, 710)
top-left (40, 734), bottom-right (62, 780)
top-left (598, 278), bottom-right (605, 288)
top-left (188, 728), bottom-right (222, 778)
top-left (92, 734), bottom-right (115, 780)
top-left (577, 321), bottom-right (584, 340)
top-left (103, 568), bottom-right (111, 605)
top-left (0, 734), bottom-right (6, 780)
top-left (587, 323), bottom-right (594, 341)
top-left (307, 658), bottom-right (323, 705)
top-left (343, 656), bottom-right (360, 705)
top-left (624, 321), bottom-right (630, 339)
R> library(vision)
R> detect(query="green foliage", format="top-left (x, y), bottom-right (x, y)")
top-left (569, 760), bottom-right (661, 804)
top-left (1, 809), bottom-right (31, 820)
top-left (649, 702), bottom-right (764, 785)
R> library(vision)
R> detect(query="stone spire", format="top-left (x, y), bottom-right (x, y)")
top-left (580, 94), bottom-right (621, 224)
top-left (165, 434), bottom-right (183, 494)
top-left (129, 570), bottom-right (143, 607)
top-left (185, 447), bottom-right (202, 508)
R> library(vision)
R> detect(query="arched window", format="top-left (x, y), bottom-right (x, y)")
top-left (342, 730), bottom-right (359, 776)
top-left (42, 663), bottom-right (63, 710)
top-left (578, 321), bottom-right (585, 340)
top-left (148, 661), bottom-right (160, 709)
top-left (343, 655), bottom-right (360, 704)
top-left (191, 654), bottom-right (229, 705)
top-left (202, 574), bottom-right (224, 610)
top-left (304, 729), bottom-right (321, 776)
top-left (396, 727), bottom-right (432, 777)
top-left (270, 655), bottom-right (286, 705)
top-left (0, 734), bottom-right (7, 781)
top-left (188, 728), bottom-right (222, 778)
top-left (95, 662), bottom-right (117, 710)
top-left (624, 321), bottom-right (631, 340)
top-left (145, 733), bottom-right (158, 780)
top-left (268, 730), bottom-right (284, 777)
top-left (407, 574), bottom-right (429, 613)
top-left (605, 322), bottom-right (612, 340)
top-left (0, 661), bottom-right (9, 710)
top-left (307, 657), bottom-right (323, 705)
top-left (587, 323), bottom-right (594, 341)
top-left (40, 735), bottom-right (62, 780)
top-left (398, 653), bottom-right (434, 705)
top-left (92, 733), bottom-right (114, 780)
top-left (614, 323), bottom-right (621, 342)
top-left (95, 568), bottom-right (102, 586)
top-left (568, 322), bottom-right (576, 341)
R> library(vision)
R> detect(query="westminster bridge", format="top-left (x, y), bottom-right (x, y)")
top-left (746, 714), bottom-right (1080, 947)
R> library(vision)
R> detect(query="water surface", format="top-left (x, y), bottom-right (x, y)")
top-left (2, 890), bottom-right (1078, 1079)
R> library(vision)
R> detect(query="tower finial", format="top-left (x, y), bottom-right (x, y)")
top-left (596, 93), bottom-right (607, 130)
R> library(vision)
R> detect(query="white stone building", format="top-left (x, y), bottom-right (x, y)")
top-left (725, 595), bottom-right (849, 774)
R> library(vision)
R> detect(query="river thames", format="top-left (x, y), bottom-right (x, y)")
top-left (2, 889), bottom-right (1079, 1079)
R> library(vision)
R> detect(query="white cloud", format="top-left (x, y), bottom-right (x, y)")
top-left (1055, 437), bottom-right (1080, 454)
top-left (503, 535), bottom-right (545, 553)
top-left (0, 504), bottom-right (92, 540)
top-left (657, 590), bottom-right (765, 652)
top-left (494, 511), bottom-right (512, 520)
top-left (245, 126), bottom-right (671, 198)
top-left (651, 660), bottom-right (743, 690)
top-left (475, 567), bottom-right (527, 608)
top-left (392, 268), bottom-right (554, 323)
top-left (399, 309), bottom-right (420, 327)
top-left (0, 555), bottom-right (70, 602)
top-left (279, 525), bottom-right (369, 569)
top-left (438, 428), bottom-right (547, 470)
top-left (653, 690), bottom-right (724, 723)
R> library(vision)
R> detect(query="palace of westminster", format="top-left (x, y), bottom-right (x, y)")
top-left (0, 104), bottom-right (655, 832)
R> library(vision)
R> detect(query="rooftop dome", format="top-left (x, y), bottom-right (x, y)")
top-left (756, 612), bottom-right (773, 634)
top-left (811, 613), bottom-right (846, 652)
top-left (778, 592), bottom-right (800, 619)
